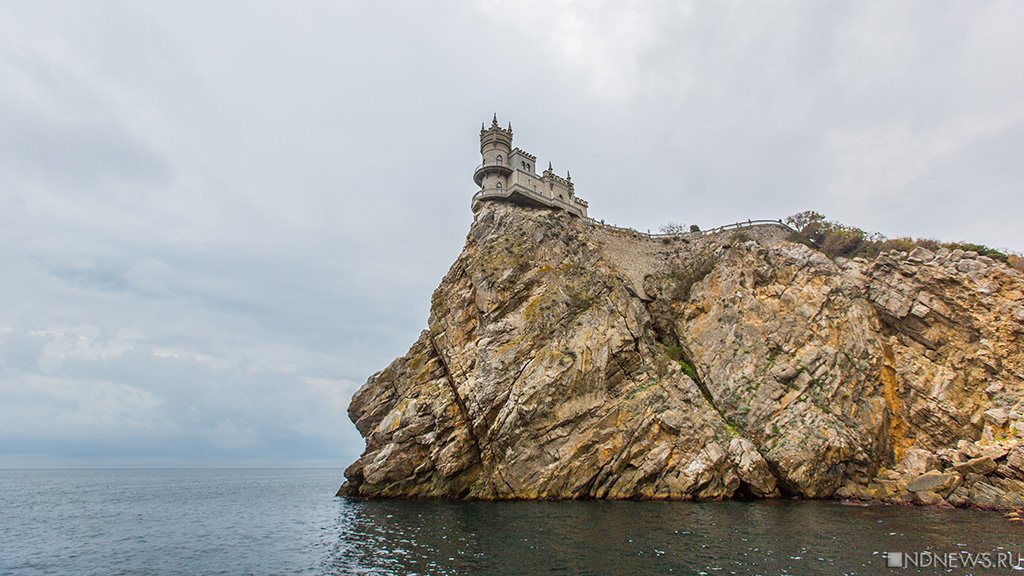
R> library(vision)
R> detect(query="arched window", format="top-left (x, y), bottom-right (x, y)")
top-left (496, 181), bottom-right (502, 190)
top-left (496, 155), bottom-right (503, 165)
top-left (521, 161), bottom-right (526, 169)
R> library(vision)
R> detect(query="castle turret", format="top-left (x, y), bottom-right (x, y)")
top-left (473, 114), bottom-right (514, 191)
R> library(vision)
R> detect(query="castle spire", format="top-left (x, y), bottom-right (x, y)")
top-left (567, 170), bottom-right (572, 180)
top-left (508, 121), bottom-right (512, 131)
top-left (492, 113), bottom-right (498, 126)
top-left (548, 161), bottom-right (553, 171)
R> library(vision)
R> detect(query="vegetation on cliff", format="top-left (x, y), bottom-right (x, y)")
top-left (784, 210), bottom-right (1024, 271)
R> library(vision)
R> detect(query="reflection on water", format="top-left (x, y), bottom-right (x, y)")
top-left (323, 498), bottom-right (1021, 576)
top-left (1, 470), bottom-right (1016, 575)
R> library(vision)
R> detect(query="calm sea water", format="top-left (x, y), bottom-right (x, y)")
top-left (0, 468), bottom-right (1020, 575)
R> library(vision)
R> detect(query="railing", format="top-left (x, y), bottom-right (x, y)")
top-left (473, 162), bottom-right (514, 174)
top-left (472, 162), bottom-right (515, 185)
top-left (585, 217), bottom-right (795, 238)
top-left (472, 188), bottom-right (512, 203)
top-left (472, 184), bottom-right (588, 218)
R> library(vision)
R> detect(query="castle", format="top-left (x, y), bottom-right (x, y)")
top-left (472, 115), bottom-right (589, 218)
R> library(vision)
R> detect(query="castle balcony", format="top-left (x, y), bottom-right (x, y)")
top-left (472, 162), bottom-right (514, 186)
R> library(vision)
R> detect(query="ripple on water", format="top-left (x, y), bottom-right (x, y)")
top-left (1, 470), bottom-right (1019, 576)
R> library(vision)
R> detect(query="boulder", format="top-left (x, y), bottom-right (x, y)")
top-left (1008, 446), bottom-right (1024, 473)
top-left (995, 465), bottom-right (1024, 482)
top-left (947, 486), bottom-right (971, 507)
top-left (968, 481), bottom-right (1024, 509)
top-left (954, 456), bottom-right (999, 476)
top-left (985, 408), bottom-right (1009, 427)
top-left (907, 247), bottom-right (935, 263)
top-left (912, 490), bottom-right (946, 506)
top-left (907, 471), bottom-right (960, 495)
top-left (901, 448), bottom-right (939, 477)
top-left (979, 444), bottom-right (1009, 461)
top-left (957, 440), bottom-right (982, 459)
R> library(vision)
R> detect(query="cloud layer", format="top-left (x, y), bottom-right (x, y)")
top-left (1, 0), bottom-right (1022, 466)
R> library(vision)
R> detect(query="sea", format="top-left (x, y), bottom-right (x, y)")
top-left (1, 468), bottom-right (1020, 575)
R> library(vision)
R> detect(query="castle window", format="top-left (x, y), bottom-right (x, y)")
top-left (496, 155), bottom-right (503, 165)
top-left (496, 182), bottom-right (502, 190)
top-left (521, 161), bottom-right (526, 169)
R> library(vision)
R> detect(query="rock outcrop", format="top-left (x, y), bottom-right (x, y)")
top-left (340, 203), bottom-right (1024, 509)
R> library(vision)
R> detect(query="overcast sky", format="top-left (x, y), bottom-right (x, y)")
top-left (2, 1), bottom-right (1022, 468)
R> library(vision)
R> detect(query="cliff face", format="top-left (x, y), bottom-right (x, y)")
top-left (341, 203), bottom-right (1024, 508)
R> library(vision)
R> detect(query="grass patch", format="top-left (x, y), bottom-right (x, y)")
top-left (678, 359), bottom-right (698, 380)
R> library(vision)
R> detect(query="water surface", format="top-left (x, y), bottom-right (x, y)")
top-left (1, 469), bottom-right (1019, 575)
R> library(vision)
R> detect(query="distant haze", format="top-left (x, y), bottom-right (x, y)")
top-left (1, 1), bottom-right (1022, 467)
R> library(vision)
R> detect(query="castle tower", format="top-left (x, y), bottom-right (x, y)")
top-left (473, 114), bottom-right (514, 194)
top-left (471, 115), bottom-right (588, 218)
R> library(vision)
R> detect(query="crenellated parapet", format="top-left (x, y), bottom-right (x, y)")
top-left (511, 148), bottom-right (536, 161)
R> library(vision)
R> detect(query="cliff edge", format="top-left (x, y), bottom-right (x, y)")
top-left (340, 203), bottom-right (1024, 508)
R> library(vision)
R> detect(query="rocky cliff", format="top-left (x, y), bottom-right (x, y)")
top-left (340, 203), bottom-right (1024, 509)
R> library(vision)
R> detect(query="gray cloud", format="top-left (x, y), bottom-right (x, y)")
top-left (1, 0), bottom-right (1022, 467)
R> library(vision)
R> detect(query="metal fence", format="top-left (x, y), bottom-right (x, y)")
top-left (585, 218), bottom-right (796, 238)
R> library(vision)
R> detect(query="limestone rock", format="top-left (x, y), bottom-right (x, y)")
top-left (900, 448), bottom-right (939, 477)
top-left (1007, 446), bottom-right (1024, 474)
top-left (728, 437), bottom-right (780, 497)
top-left (985, 408), bottom-right (1009, 427)
top-left (958, 440), bottom-right (982, 459)
top-left (954, 456), bottom-right (999, 476)
top-left (340, 203), bottom-right (1024, 509)
top-left (907, 247), bottom-right (935, 264)
top-left (969, 480), bottom-right (1024, 509)
top-left (907, 471), bottom-right (960, 495)
top-left (912, 490), bottom-right (946, 506)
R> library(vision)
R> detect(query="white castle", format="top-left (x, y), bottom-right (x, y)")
top-left (472, 115), bottom-right (589, 218)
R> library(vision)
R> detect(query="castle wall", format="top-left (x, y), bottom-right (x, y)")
top-left (509, 170), bottom-right (542, 195)
top-left (543, 176), bottom-right (573, 203)
top-left (509, 151), bottom-right (536, 174)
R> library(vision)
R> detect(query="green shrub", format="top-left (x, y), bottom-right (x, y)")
top-left (943, 242), bottom-right (1009, 262)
